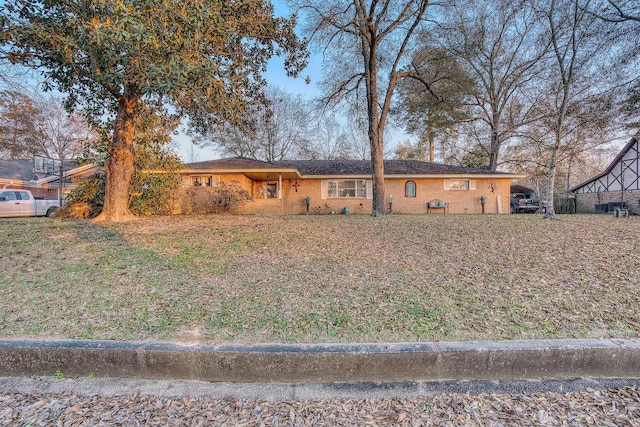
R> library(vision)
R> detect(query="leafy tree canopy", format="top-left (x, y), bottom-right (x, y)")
top-left (1, 0), bottom-right (307, 221)
top-left (460, 144), bottom-right (489, 170)
top-left (2, 0), bottom-right (306, 128)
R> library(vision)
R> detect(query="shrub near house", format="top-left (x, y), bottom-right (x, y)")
top-left (173, 182), bottom-right (252, 214)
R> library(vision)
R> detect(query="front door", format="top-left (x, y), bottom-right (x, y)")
top-left (266, 183), bottom-right (277, 199)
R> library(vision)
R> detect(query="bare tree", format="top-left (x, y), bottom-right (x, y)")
top-left (291, 0), bottom-right (432, 216)
top-left (586, 0), bottom-right (640, 128)
top-left (532, 0), bottom-right (623, 219)
top-left (298, 113), bottom-right (351, 159)
top-left (586, 0), bottom-right (640, 22)
top-left (211, 87), bottom-right (312, 162)
top-left (0, 91), bottom-right (41, 159)
top-left (185, 142), bottom-right (201, 164)
top-left (438, 0), bottom-right (549, 171)
top-left (209, 123), bottom-right (263, 160)
top-left (0, 92), bottom-right (91, 160)
top-left (33, 95), bottom-right (93, 161)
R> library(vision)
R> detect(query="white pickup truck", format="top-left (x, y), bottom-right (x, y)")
top-left (0, 189), bottom-right (60, 218)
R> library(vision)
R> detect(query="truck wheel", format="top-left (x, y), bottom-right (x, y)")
top-left (46, 207), bottom-right (58, 217)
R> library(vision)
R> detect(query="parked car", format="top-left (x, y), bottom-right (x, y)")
top-left (0, 189), bottom-right (59, 218)
top-left (510, 192), bottom-right (546, 214)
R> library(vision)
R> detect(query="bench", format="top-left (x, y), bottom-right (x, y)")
top-left (427, 199), bottom-right (448, 214)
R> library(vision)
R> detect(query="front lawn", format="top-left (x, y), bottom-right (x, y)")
top-left (1, 214), bottom-right (638, 343)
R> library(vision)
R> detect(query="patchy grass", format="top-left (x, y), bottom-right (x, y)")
top-left (1, 214), bottom-right (639, 343)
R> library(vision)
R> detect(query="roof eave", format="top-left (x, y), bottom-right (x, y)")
top-left (0, 178), bottom-right (31, 185)
top-left (35, 164), bottom-right (98, 184)
top-left (182, 167), bottom-right (299, 174)
top-left (300, 173), bottom-right (525, 179)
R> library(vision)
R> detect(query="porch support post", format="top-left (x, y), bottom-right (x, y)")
top-left (278, 174), bottom-right (282, 199)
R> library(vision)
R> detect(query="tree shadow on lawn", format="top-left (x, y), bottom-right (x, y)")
top-left (1, 215), bottom-right (639, 344)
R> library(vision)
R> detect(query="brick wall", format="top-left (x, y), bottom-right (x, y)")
top-left (230, 177), bottom-right (512, 215)
top-left (575, 189), bottom-right (640, 215)
top-left (382, 178), bottom-right (511, 214)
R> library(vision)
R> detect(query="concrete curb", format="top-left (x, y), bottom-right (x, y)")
top-left (3, 377), bottom-right (640, 400)
top-left (1, 338), bottom-right (639, 383)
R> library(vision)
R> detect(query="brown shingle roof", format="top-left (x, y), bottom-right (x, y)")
top-left (184, 157), bottom-right (278, 170)
top-left (0, 160), bottom-right (36, 181)
top-left (182, 157), bottom-right (515, 176)
top-left (274, 159), bottom-right (508, 176)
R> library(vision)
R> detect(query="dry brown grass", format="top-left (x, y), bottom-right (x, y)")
top-left (1, 214), bottom-right (639, 343)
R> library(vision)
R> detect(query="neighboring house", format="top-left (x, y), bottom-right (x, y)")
top-left (0, 158), bottom-right (97, 200)
top-left (570, 134), bottom-right (640, 215)
top-left (180, 157), bottom-right (523, 215)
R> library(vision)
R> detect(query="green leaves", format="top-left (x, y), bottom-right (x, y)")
top-left (1, 0), bottom-right (308, 130)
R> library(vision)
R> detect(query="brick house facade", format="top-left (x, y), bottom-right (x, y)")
top-left (179, 158), bottom-right (523, 215)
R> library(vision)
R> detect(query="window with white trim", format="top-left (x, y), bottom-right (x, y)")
top-left (327, 180), bottom-right (367, 198)
top-left (444, 179), bottom-right (476, 190)
top-left (405, 180), bottom-right (416, 198)
top-left (192, 175), bottom-right (220, 187)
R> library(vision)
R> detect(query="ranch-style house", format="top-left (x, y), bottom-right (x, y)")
top-left (179, 157), bottom-right (524, 215)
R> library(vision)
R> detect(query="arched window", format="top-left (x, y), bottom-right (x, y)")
top-left (405, 180), bottom-right (416, 198)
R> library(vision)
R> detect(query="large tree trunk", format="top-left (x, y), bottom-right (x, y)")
top-left (94, 97), bottom-right (138, 222)
top-left (488, 120), bottom-right (500, 171)
top-left (370, 126), bottom-right (386, 217)
top-left (544, 132), bottom-right (561, 220)
top-left (365, 43), bottom-right (386, 217)
top-left (428, 130), bottom-right (435, 163)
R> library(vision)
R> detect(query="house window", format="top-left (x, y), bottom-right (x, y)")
top-left (449, 180), bottom-right (469, 190)
top-left (445, 179), bottom-right (476, 190)
top-left (327, 180), bottom-right (367, 198)
top-left (192, 175), bottom-right (219, 187)
top-left (405, 181), bottom-right (416, 198)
